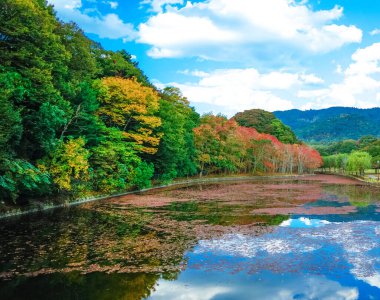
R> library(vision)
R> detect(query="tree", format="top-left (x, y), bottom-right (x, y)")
top-left (0, 159), bottom-right (50, 202)
top-left (347, 151), bottom-right (372, 176)
top-left (95, 49), bottom-right (151, 86)
top-left (97, 77), bottom-right (162, 154)
top-left (234, 109), bottom-right (275, 132)
top-left (89, 128), bottom-right (152, 193)
top-left (56, 22), bottom-right (98, 83)
top-left (38, 138), bottom-right (90, 191)
top-left (154, 87), bottom-right (199, 180)
top-left (0, 0), bottom-right (72, 159)
top-left (234, 109), bottom-right (298, 144)
top-left (363, 139), bottom-right (380, 159)
top-left (0, 70), bottom-right (23, 157)
top-left (194, 114), bottom-right (322, 176)
top-left (269, 119), bottom-right (298, 144)
top-left (358, 135), bottom-right (378, 148)
top-left (295, 144), bottom-right (323, 174)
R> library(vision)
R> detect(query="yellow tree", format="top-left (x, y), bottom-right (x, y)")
top-left (97, 77), bottom-right (162, 154)
top-left (38, 138), bottom-right (90, 191)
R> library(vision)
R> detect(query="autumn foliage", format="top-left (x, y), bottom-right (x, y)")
top-left (97, 77), bottom-right (162, 154)
top-left (194, 115), bottom-right (322, 175)
top-left (0, 0), bottom-right (323, 204)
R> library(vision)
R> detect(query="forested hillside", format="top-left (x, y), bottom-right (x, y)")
top-left (233, 109), bottom-right (298, 144)
top-left (274, 107), bottom-right (380, 142)
top-left (0, 0), bottom-right (322, 206)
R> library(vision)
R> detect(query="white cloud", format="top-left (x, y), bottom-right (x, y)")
top-left (346, 43), bottom-right (380, 76)
top-left (299, 73), bottom-right (325, 84)
top-left (280, 217), bottom-right (332, 228)
top-left (179, 69), bottom-right (209, 77)
top-left (140, 0), bottom-right (184, 13)
top-left (152, 273), bottom-right (358, 300)
top-left (157, 68), bottom-right (328, 115)
top-left (298, 42), bottom-right (380, 110)
top-left (336, 64), bottom-right (343, 74)
top-left (152, 282), bottom-right (231, 300)
top-left (189, 221), bottom-right (378, 300)
top-left (139, 12), bottom-right (238, 58)
top-left (358, 273), bottom-right (380, 289)
top-left (138, 0), bottom-right (362, 59)
top-left (370, 28), bottom-right (380, 36)
top-left (259, 72), bottom-right (299, 90)
top-left (157, 43), bottom-right (380, 114)
top-left (108, 1), bottom-right (118, 9)
top-left (59, 0), bottom-right (81, 10)
top-left (49, 0), bottom-right (136, 40)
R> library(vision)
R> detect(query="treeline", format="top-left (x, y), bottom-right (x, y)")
top-left (0, 0), bottom-right (322, 204)
top-left (0, 0), bottom-right (198, 202)
top-left (318, 135), bottom-right (380, 175)
top-left (195, 115), bottom-right (322, 175)
top-left (322, 152), bottom-right (372, 176)
top-left (316, 136), bottom-right (380, 162)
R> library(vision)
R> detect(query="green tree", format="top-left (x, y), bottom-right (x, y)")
top-left (234, 109), bottom-right (298, 144)
top-left (0, 159), bottom-right (50, 202)
top-left (56, 22), bottom-right (98, 82)
top-left (347, 151), bottom-right (372, 176)
top-left (0, 0), bottom-right (72, 158)
top-left (269, 119), bottom-right (298, 144)
top-left (154, 87), bottom-right (199, 181)
top-left (363, 139), bottom-right (380, 159)
top-left (89, 128), bottom-right (152, 193)
top-left (95, 49), bottom-right (151, 86)
top-left (0, 70), bottom-right (23, 157)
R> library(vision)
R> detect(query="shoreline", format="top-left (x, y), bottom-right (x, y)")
top-left (0, 173), bottom-right (368, 220)
top-left (316, 171), bottom-right (380, 187)
top-left (0, 174), bottom-right (313, 219)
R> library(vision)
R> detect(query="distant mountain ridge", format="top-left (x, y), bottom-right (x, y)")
top-left (274, 107), bottom-right (380, 143)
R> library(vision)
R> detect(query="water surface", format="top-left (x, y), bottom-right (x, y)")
top-left (1, 175), bottom-right (380, 300)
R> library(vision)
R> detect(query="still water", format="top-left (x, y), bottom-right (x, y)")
top-left (1, 175), bottom-right (380, 300)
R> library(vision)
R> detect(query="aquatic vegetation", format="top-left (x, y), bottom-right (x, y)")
top-left (1, 176), bottom-right (380, 299)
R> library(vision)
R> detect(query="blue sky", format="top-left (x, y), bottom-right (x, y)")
top-left (49, 0), bottom-right (380, 116)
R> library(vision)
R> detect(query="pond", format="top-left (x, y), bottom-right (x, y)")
top-left (1, 175), bottom-right (380, 299)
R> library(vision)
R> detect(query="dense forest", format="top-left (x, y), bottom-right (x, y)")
top-left (0, 0), bottom-right (322, 206)
top-left (274, 107), bottom-right (380, 142)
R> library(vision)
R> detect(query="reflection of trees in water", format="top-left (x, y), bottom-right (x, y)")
top-left (160, 200), bottom-right (289, 226)
top-left (160, 180), bottom-right (325, 210)
top-left (4, 180), bottom-right (351, 299)
top-left (0, 196), bottom-right (280, 299)
top-left (0, 188), bottom-right (287, 280)
top-left (0, 271), bottom-right (164, 300)
top-left (0, 204), bottom-right (193, 279)
top-left (323, 185), bottom-right (380, 207)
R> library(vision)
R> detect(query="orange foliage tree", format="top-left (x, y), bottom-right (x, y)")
top-left (194, 114), bottom-right (322, 176)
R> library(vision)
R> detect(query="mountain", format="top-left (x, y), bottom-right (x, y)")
top-left (274, 107), bottom-right (380, 143)
top-left (233, 109), bottom-right (298, 144)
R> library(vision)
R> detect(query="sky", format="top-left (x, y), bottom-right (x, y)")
top-left (49, 0), bottom-right (380, 116)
